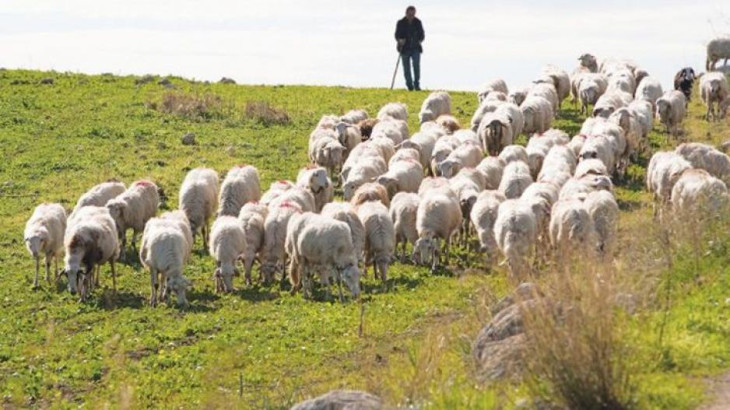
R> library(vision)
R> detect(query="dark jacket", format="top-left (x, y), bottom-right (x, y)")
top-left (395, 17), bottom-right (424, 53)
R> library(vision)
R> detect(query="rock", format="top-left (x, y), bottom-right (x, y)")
top-left (719, 140), bottom-right (730, 153)
top-left (158, 77), bottom-right (173, 87)
top-left (490, 282), bottom-right (542, 315)
top-left (473, 334), bottom-right (527, 381)
top-left (219, 77), bottom-right (236, 84)
top-left (291, 390), bottom-right (383, 410)
top-left (135, 74), bottom-right (155, 85)
top-left (181, 133), bottom-right (196, 146)
top-left (40, 78), bottom-right (54, 85)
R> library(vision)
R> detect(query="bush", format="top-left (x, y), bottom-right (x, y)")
top-left (244, 101), bottom-right (290, 126)
top-left (157, 92), bottom-right (230, 120)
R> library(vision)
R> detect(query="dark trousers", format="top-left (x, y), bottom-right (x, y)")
top-left (401, 49), bottom-right (421, 90)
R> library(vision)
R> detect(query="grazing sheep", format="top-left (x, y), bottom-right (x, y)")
top-left (579, 135), bottom-right (617, 176)
top-left (106, 180), bottom-right (160, 255)
top-left (430, 135), bottom-right (461, 176)
top-left (140, 217), bottom-right (191, 307)
top-left (470, 190), bottom-right (506, 266)
top-left (398, 132), bottom-right (437, 172)
top-left (478, 103), bottom-right (524, 155)
top-left (656, 90), bottom-right (687, 137)
top-left (675, 142), bottom-right (730, 185)
top-left (418, 176), bottom-right (457, 198)
top-left (576, 73), bottom-right (608, 115)
top-left (342, 157), bottom-right (388, 202)
top-left (606, 69), bottom-right (637, 95)
top-left (583, 190), bottom-right (619, 257)
top-left (454, 129), bottom-right (482, 146)
top-left (470, 99), bottom-right (505, 132)
top-left (420, 121), bottom-right (449, 137)
top-left (290, 213), bottom-right (361, 299)
top-left (238, 202), bottom-right (268, 285)
top-left (414, 192), bottom-right (462, 271)
top-left (549, 199), bottom-right (596, 260)
top-left (389, 192), bottom-right (421, 262)
top-left (71, 180), bottom-right (125, 218)
top-left (607, 107), bottom-right (640, 163)
top-left (260, 201), bottom-right (302, 283)
top-left (63, 206), bottom-right (119, 300)
top-left (377, 102), bottom-right (408, 121)
top-left (520, 96), bottom-right (554, 135)
top-left (356, 201), bottom-right (395, 282)
top-left (508, 86), bottom-right (529, 106)
top-left (158, 210), bottom-right (194, 262)
top-left (646, 151), bottom-right (693, 213)
top-left (24, 203), bottom-right (66, 287)
top-left (389, 147), bottom-right (421, 167)
top-left (628, 99), bottom-right (654, 139)
top-left (179, 168), bottom-right (219, 247)
top-left (700, 71), bottom-right (730, 121)
top-left (376, 159), bottom-right (423, 198)
top-left (217, 165), bottom-right (261, 217)
top-left (559, 175), bottom-right (614, 201)
top-left (296, 166), bottom-right (334, 212)
top-left (574, 158), bottom-right (609, 179)
top-left (499, 161), bottom-right (533, 199)
top-left (635, 76), bottom-right (663, 107)
top-left (437, 142), bottom-right (484, 178)
top-left (673, 67), bottom-right (696, 101)
top-left (341, 141), bottom-right (384, 182)
top-left (436, 114), bottom-right (460, 133)
top-left (592, 91), bottom-right (629, 118)
top-left (476, 157), bottom-right (506, 190)
top-left (419, 91), bottom-right (451, 123)
top-left (351, 182), bottom-right (391, 208)
top-left (540, 145), bottom-right (577, 177)
top-left (340, 109), bottom-right (369, 124)
top-left (478, 79), bottom-right (509, 102)
top-left (449, 171), bottom-right (484, 244)
top-left (368, 137), bottom-right (396, 164)
top-left (321, 202), bottom-right (365, 267)
top-left (209, 216), bottom-right (247, 293)
top-left (671, 169), bottom-right (729, 217)
top-left (493, 199), bottom-right (537, 279)
top-left (706, 38), bottom-right (730, 71)
top-left (539, 65), bottom-right (571, 108)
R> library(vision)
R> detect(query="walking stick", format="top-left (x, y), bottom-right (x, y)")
top-left (390, 53), bottom-right (401, 90)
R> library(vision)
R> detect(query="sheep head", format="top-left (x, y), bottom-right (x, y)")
top-left (413, 233), bottom-right (438, 267)
top-left (375, 175), bottom-right (398, 198)
top-left (437, 159), bottom-right (461, 179)
top-left (24, 228), bottom-right (48, 257)
top-left (167, 275), bottom-right (191, 307)
top-left (656, 100), bottom-right (670, 122)
top-left (339, 264), bottom-right (361, 298)
top-left (419, 109), bottom-right (435, 124)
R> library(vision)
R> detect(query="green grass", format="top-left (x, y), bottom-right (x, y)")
top-left (0, 68), bottom-right (729, 408)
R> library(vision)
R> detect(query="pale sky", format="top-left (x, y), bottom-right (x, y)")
top-left (2, 0), bottom-right (730, 92)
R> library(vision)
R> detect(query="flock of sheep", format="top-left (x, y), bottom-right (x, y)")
top-left (22, 44), bottom-right (730, 307)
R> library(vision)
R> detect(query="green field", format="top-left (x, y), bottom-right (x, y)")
top-left (1, 69), bottom-right (729, 409)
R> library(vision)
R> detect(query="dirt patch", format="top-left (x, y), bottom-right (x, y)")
top-left (700, 371), bottom-right (730, 409)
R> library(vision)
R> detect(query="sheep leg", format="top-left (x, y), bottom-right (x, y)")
top-left (244, 257), bottom-right (254, 286)
top-left (150, 269), bottom-right (158, 307)
top-left (336, 271), bottom-right (344, 303)
top-left (54, 256), bottom-right (59, 281)
top-left (95, 265), bottom-right (100, 288)
top-left (444, 237), bottom-right (451, 266)
top-left (110, 260), bottom-right (117, 295)
top-left (33, 256), bottom-right (40, 288)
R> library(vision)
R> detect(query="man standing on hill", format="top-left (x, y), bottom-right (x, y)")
top-left (395, 6), bottom-right (425, 91)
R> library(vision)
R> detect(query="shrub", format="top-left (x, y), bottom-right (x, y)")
top-left (244, 101), bottom-right (290, 126)
top-left (157, 92), bottom-right (230, 120)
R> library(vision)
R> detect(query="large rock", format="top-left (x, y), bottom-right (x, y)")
top-left (291, 390), bottom-right (383, 410)
top-left (473, 333), bottom-right (527, 381)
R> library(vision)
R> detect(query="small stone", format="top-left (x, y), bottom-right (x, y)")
top-left (291, 390), bottom-right (382, 410)
top-left (40, 78), bottom-right (54, 85)
top-left (219, 77), bottom-right (236, 84)
top-left (181, 133), bottom-right (196, 145)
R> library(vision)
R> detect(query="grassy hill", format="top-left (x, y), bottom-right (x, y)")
top-left (0, 69), bottom-right (728, 409)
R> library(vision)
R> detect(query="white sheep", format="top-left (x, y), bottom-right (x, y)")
top-left (437, 142), bottom-right (483, 178)
top-left (291, 213), bottom-right (360, 300)
top-left (356, 201), bottom-right (395, 282)
top-left (158, 210), bottom-right (194, 262)
top-left (493, 199), bottom-right (537, 279)
top-left (238, 202), bottom-right (268, 285)
top-left (449, 171), bottom-right (485, 244)
top-left (376, 159), bottom-right (423, 198)
top-left (260, 180), bottom-right (294, 207)
top-left (179, 168), bottom-right (219, 246)
top-left (140, 217), bottom-right (191, 307)
top-left (539, 65), bottom-right (571, 108)
top-left (430, 135), bottom-right (461, 176)
top-left (700, 71), bottom-right (730, 121)
top-left (372, 119), bottom-right (408, 145)
top-left (470, 99), bottom-right (505, 132)
top-left (499, 161), bottom-right (533, 199)
top-left (24, 203), bottom-right (66, 287)
top-left (269, 186), bottom-right (316, 214)
top-left (583, 190), bottom-right (619, 257)
top-left (418, 176), bottom-right (457, 198)
top-left (527, 82), bottom-right (559, 113)
top-left (71, 180), bottom-right (125, 218)
top-left (218, 165), bottom-right (261, 217)
top-left (675, 142), bottom-right (730, 186)
top-left (209, 216), bottom-right (247, 293)
top-left (414, 192), bottom-right (462, 271)
top-left (106, 180), bottom-right (159, 255)
top-left (419, 91), bottom-right (451, 123)
top-left (549, 198), bottom-right (596, 260)
top-left (656, 90), bottom-right (687, 137)
top-left (577, 73), bottom-right (608, 115)
top-left (477, 79), bottom-right (509, 103)
top-left (671, 168), bottom-right (729, 217)
top-left (646, 151), bottom-right (693, 212)
top-left (389, 192), bottom-right (420, 262)
top-left (628, 99), bottom-right (654, 139)
top-left (706, 37), bottom-right (730, 71)
top-left (340, 109), bottom-right (369, 124)
top-left (498, 145), bottom-right (529, 166)
top-left (574, 158), bottom-right (609, 179)
top-left (321, 202), bottom-right (366, 267)
top-left (436, 114), bottom-right (461, 134)
top-left (342, 157), bottom-right (388, 201)
top-left (607, 108), bottom-right (640, 164)
top-left (377, 102), bottom-right (408, 121)
top-left (454, 129), bottom-right (482, 146)
top-left (476, 157), bottom-right (506, 190)
top-left (635, 76), bottom-right (663, 107)
top-left (592, 91), bottom-right (629, 118)
top-left (389, 147), bottom-right (421, 167)
top-left (520, 96), bottom-right (554, 135)
top-left (334, 121), bottom-right (362, 159)
top-left (398, 131), bottom-right (437, 172)
top-left (351, 182), bottom-right (390, 209)
top-left (470, 190), bottom-right (506, 267)
top-left (296, 166), bottom-right (334, 212)
top-left (477, 107), bottom-right (516, 155)
top-left (559, 175), bottom-right (614, 201)
top-left (540, 145), bottom-right (578, 178)
top-left (309, 129), bottom-right (347, 178)
top-left (579, 135), bottom-right (617, 177)
top-left (260, 200), bottom-right (302, 284)
top-left (63, 206), bottom-right (119, 300)
top-left (508, 86), bottom-right (530, 106)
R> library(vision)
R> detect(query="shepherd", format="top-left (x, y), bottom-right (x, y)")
top-left (395, 6), bottom-right (425, 91)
